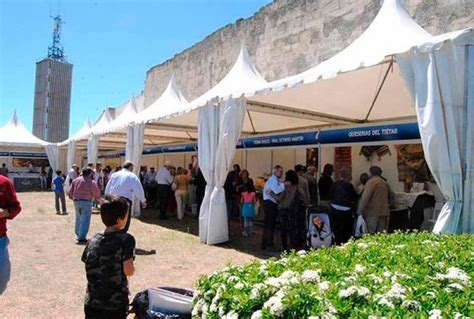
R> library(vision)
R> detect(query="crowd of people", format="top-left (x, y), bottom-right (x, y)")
top-left (261, 163), bottom-right (395, 252)
top-left (1, 158), bottom-right (397, 317)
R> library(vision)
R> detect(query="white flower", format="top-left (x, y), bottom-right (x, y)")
top-left (368, 274), bottom-right (383, 284)
top-left (424, 255), bottom-right (433, 260)
top-left (297, 250), bottom-right (307, 256)
top-left (377, 296), bottom-right (394, 308)
top-left (345, 276), bottom-right (357, 283)
top-left (448, 282), bottom-right (465, 291)
top-left (319, 281), bottom-right (330, 292)
top-left (402, 300), bottom-right (421, 311)
top-left (434, 267), bottom-right (470, 286)
top-left (228, 276), bottom-right (240, 283)
top-left (386, 283), bottom-right (407, 300)
top-left (222, 310), bottom-right (239, 319)
top-left (358, 287), bottom-right (370, 297)
top-left (209, 303), bottom-right (218, 313)
top-left (454, 312), bottom-right (466, 319)
top-left (301, 270), bottom-right (321, 283)
top-left (427, 291), bottom-right (437, 299)
top-left (235, 282), bottom-right (245, 290)
top-left (394, 244), bottom-right (406, 249)
top-left (429, 309), bottom-right (442, 319)
top-left (338, 286), bottom-right (358, 298)
top-left (250, 283), bottom-right (266, 299)
top-left (263, 290), bottom-right (286, 316)
top-left (251, 310), bottom-right (263, 319)
top-left (422, 240), bottom-right (439, 246)
top-left (383, 271), bottom-right (392, 278)
top-left (219, 306), bottom-right (226, 317)
top-left (338, 286), bottom-right (369, 298)
top-left (357, 243), bottom-right (369, 249)
top-left (201, 303), bottom-right (209, 318)
top-left (354, 264), bottom-right (365, 274)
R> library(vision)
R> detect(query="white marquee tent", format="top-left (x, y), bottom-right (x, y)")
top-left (0, 111), bottom-right (63, 173)
top-left (63, 0), bottom-right (473, 242)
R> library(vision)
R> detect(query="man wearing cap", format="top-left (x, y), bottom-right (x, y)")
top-left (358, 166), bottom-right (395, 234)
top-left (156, 162), bottom-right (174, 220)
top-left (68, 168), bottom-right (101, 244)
top-left (105, 161), bottom-right (146, 230)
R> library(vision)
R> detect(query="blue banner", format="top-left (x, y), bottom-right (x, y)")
top-left (98, 122), bottom-right (420, 157)
top-left (9, 152), bottom-right (48, 158)
top-left (318, 123), bottom-right (420, 145)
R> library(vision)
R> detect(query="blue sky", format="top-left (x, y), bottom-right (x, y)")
top-left (0, 0), bottom-right (270, 135)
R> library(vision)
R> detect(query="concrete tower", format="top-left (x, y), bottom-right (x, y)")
top-left (33, 15), bottom-right (73, 143)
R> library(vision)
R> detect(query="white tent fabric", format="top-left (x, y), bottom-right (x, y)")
top-left (92, 97), bottom-right (140, 135)
top-left (135, 75), bottom-right (188, 124)
top-left (60, 118), bottom-right (92, 146)
top-left (125, 123), bottom-right (145, 175)
top-left (125, 123), bottom-right (145, 216)
top-left (211, 98), bottom-right (246, 243)
top-left (198, 101), bottom-right (219, 243)
top-left (87, 136), bottom-right (99, 165)
top-left (0, 111), bottom-right (48, 147)
top-left (245, 0), bottom-right (433, 127)
top-left (45, 144), bottom-right (60, 174)
top-left (396, 29), bottom-right (474, 234)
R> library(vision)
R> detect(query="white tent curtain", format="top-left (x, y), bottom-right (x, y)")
top-left (45, 144), bottom-right (60, 175)
top-left (198, 97), bottom-right (247, 244)
top-left (125, 123), bottom-right (145, 216)
top-left (125, 124), bottom-right (145, 175)
top-left (397, 40), bottom-right (474, 234)
top-left (67, 141), bottom-right (76, 171)
top-left (87, 135), bottom-right (99, 165)
top-left (198, 99), bottom-right (219, 243)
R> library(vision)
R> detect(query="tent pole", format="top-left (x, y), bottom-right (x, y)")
top-left (364, 61), bottom-right (394, 121)
top-left (247, 110), bottom-right (257, 134)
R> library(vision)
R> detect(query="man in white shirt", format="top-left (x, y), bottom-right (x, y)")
top-left (67, 164), bottom-right (79, 186)
top-left (105, 161), bottom-right (146, 231)
top-left (156, 163), bottom-right (174, 220)
top-left (261, 165), bottom-right (285, 251)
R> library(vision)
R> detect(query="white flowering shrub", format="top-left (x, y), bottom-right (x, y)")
top-left (193, 232), bottom-right (473, 318)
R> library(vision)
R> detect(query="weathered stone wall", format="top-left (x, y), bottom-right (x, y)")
top-left (143, 0), bottom-right (473, 107)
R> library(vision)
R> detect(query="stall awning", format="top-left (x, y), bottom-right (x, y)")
top-left (0, 111), bottom-right (48, 148)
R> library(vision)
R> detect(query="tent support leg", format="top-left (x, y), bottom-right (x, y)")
top-left (247, 110), bottom-right (257, 134)
top-left (364, 61), bottom-right (393, 121)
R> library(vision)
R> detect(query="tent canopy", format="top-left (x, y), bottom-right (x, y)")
top-left (139, 0), bottom-right (434, 137)
top-left (0, 111), bottom-right (48, 147)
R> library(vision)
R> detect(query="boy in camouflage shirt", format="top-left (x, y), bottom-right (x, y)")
top-left (82, 195), bottom-right (135, 319)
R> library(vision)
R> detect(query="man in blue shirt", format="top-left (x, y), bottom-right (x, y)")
top-left (52, 170), bottom-right (67, 215)
top-left (261, 165), bottom-right (285, 251)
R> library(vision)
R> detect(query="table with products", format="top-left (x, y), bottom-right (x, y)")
top-left (390, 191), bottom-right (436, 232)
top-left (9, 172), bottom-right (42, 192)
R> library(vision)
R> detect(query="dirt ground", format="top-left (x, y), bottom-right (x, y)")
top-left (0, 192), bottom-right (265, 318)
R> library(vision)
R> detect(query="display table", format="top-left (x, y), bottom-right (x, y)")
top-left (9, 173), bottom-right (42, 192)
top-left (392, 191), bottom-right (435, 231)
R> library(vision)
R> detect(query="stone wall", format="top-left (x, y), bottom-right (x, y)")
top-left (143, 0), bottom-right (473, 107)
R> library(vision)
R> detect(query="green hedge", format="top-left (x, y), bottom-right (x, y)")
top-left (193, 232), bottom-right (473, 318)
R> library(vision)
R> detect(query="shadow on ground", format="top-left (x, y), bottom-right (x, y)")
top-left (138, 208), bottom-right (282, 259)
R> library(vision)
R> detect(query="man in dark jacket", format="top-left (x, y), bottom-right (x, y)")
top-left (318, 164), bottom-right (334, 207)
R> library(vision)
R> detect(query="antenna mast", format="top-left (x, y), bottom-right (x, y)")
top-left (48, 15), bottom-right (66, 62)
